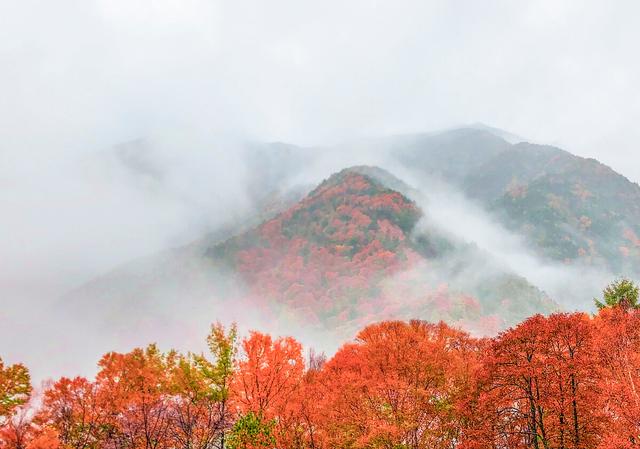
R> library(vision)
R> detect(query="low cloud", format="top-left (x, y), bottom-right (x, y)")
top-left (389, 166), bottom-right (615, 310)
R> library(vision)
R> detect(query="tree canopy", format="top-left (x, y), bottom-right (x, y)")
top-left (595, 278), bottom-right (640, 310)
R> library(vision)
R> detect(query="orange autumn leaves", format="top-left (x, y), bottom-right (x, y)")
top-left (316, 321), bottom-right (481, 448)
top-left (5, 305), bottom-right (640, 448)
top-left (212, 171), bottom-right (424, 328)
top-left (232, 333), bottom-right (303, 418)
top-left (468, 314), bottom-right (603, 449)
top-left (0, 325), bottom-right (238, 449)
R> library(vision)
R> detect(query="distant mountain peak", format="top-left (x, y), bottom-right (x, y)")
top-left (201, 166), bottom-right (553, 335)
top-left (214, 166), bottom-right (422, 262)
top-left (63, 158), bottom-right (556, 343)
top-left (309, 166), bottom-right (413, 203)
top-left (465, 123), bottom-right (525, 144)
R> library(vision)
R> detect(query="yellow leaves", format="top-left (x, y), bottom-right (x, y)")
top-left (0, 357), bottom-right (31, 421)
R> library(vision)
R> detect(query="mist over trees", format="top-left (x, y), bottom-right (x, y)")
top-left (2, 281), bottom-right (640, 449)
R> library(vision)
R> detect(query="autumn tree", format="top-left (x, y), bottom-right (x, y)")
top-left (0, 358), bottom-right (31, 425)
top-left (476, 313), bottom-right (603, 449)
top-left (231, 332), bottom-right (304, 448)
top-left (595, 304), bottom-right (640, 446)
top-left (317, 320), bottom-right (481, 449)
top-left (595, 278), bottom-right (640, 311)
top-left (95, 344), bottom-right (176, 449)
top-left (36, 376), bottom-right (105, 449)
top-left (541, 313), bottom-right (602, 448)
top-left (0, 358), bottom-right (36, 449)
top-left (291, 349), bottom-right (326, 449)
top-left (0, 405), bottom-right (33, 449)
top-left (167, 323), bottom-right (237, 449)
top-left (0, 399), bottom-right (60, 449)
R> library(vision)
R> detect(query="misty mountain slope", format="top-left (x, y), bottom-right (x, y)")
top-left (461, 143), bottom-right (572, 202)
top-left (103, 138), bottom-right (314, 213)
top-left (392, 127), bottom-right (513, 182)
top-left (244, 141), bottom-right (317, 198)
top-left (63, 137), bottom-right (316, 327)
top-left (393, 129), bottom-right (640, 275)
top-left (61, 234), bottom-right (243, 338)
top-left (204, 166), bottom-right (555, 334)
top-left (59, 182), bottom-right (310, 345)
top-left (63, 165), bottom-right (555, 343)
top-left (485, 151), bottom-right (640, 270)
top-left (466, 122), bottom-right (525, 144)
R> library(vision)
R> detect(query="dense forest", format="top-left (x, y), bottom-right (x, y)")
top-left (2, 279), bottom-right (640, 449)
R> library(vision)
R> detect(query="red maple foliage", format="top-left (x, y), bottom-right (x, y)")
top-left (7, 292), bottom-right (640, 448)
top-left (223, 171), bottom-right (421, 319)
top-left (210, 170), bottom-right (502, 335)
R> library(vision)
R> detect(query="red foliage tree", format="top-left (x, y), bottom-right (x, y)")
top-left (95, 345), bottom-right (175, 449)
top-left (231, 332), bottom-right (305, 448)
top-left (17, 293), bottom-right (640, 449)
top-left (472, 313), bottom-right (603, 449)
top-left (36, 376), bottom-right (105, 449)
top-left (595, 306), bottom-right (640, 447)
top-left (314, 320), bottom-right (481, 449)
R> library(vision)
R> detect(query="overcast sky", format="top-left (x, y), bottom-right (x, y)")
top-left (2, 0), bottom-right (640, 374)
top-left (2, 0), bottom-right (640, 163)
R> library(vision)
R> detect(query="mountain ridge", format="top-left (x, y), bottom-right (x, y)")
top-left (62, 164), bottom-right (555, 343)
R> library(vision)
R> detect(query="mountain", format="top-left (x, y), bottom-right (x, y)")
top-left (103, 128), bottom-right (640, 281)
top-left (393, 128), bottom-right (640, 275)
top-left (63, 166), bottom-right (555, 345)
top-left (378, 128), bottom-right (511, 186)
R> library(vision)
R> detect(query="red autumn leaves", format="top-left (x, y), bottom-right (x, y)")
top-left (212, 170), bottom-right (492, 332)
top-left (4, 302), bottom-right (640, 448)
top-left (224, 171), bottom-right (422, 323)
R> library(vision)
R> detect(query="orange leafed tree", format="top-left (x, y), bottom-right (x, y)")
top-left (36, 376), bottom-right (104, 449)
top-left (95, 344), bottom-right (176, 449)
top-left (473, 313), bottom-right (603, 449)
top-left (231, 332), bottom-right (305, 448)
top-left (595, 306), bottom-right (640, 447)
top-left (13, 278), bottom-right (640, 449)
top-left (315, 320), bottom-right (482, 449)
top-left (0, 400), bottom-right (60, 449)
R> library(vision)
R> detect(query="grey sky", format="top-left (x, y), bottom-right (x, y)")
top-left (2, 0), bottom-right (640, 378)
top-left (2, 1), bottom-right (639, 166)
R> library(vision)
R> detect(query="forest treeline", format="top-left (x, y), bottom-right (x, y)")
top-left (2, 280), bottom-right (640, 449)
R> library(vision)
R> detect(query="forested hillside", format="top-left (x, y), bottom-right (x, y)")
top-left (64, 166), bottom-right (554, 343)
top-left (207, 167), bottom-right (555, 334)
top-left (394, 128), bottom-right (640, 274)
